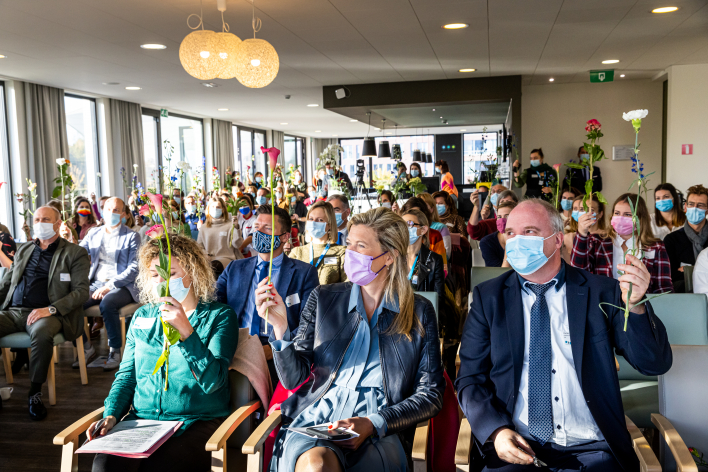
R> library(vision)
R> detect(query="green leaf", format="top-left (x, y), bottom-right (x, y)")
top-left (155, 275), bottom-right (169, 293)
top-left (158, 250), bottom-right (169, 271)
top-left (152, 350), bottom-right (168, 375)
top-left (595, 191), bottom-right (607, 205)
top-left (565, 163), bottom-right (585, 170)
top-left (51, 187), bottom-right (62, 198)
top-left (584, 179), bottom-right (593, 196)
top-left (160, 317), bottom-right (181, 345)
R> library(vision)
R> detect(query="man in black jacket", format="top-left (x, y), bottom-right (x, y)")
top-left (664, 184), bottom-right (708, 292)
top-left (565, 146), bottom-right (602, 194)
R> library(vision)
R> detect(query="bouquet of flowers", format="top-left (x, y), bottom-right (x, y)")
top-left (316, 144), bottom-right (344, 170)
top-left (408, 177), bottom-right (427, 196)
top-left (373, 168), bottom-right (395, 195)
top-left (212, 167), bottom-right (221, 192)
top-left (328, 176), bottom-right (351, 200)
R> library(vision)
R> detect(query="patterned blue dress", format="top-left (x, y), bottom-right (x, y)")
top-left (269, 284), bottom-right (407, 472)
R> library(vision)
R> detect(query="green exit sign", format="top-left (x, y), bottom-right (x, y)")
top-left (589, 70), bottom-right (614, 83)
top-left (160, 108), bottom-right (169, 118)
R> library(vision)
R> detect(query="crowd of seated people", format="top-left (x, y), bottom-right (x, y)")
top-left (0, 163), bottom-right (705, 472)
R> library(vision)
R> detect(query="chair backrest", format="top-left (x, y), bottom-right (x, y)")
top-left (471, 248), bottom-right (485, 267)
top-left (0, 267), bottom-right (6, 280)
top-left (468, 237), bottom-right (480, 250)
top-left (416, 291), bottom-right (438, 321)
top-left (651, 293), bottom-right (708, 345)
top-left (658, 345), bottom-right (708, 469)
top-left (470, 266), bottom-right (511, 292)
top-left (227, 370), bottom-right (257, 456)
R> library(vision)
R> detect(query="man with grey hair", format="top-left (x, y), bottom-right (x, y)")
top-left (326, 194), bottom-right (350, 245)
top-left (0, 206), bottom-right (90, 420)
top-left (456, 198), bottom-right (672, 471)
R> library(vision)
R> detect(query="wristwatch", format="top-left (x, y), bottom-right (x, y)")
top-left (48, 306), bottom-right (57, 315)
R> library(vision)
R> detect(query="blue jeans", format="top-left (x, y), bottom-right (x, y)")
top-left (84, 281), bottom-right (134, 349)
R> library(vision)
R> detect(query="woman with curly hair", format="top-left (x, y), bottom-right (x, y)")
top-left (89, 235), bottom-right (240, 472)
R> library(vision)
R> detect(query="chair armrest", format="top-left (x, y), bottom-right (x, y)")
top-left (205, 400), bottom-right (261, 452)
top-left (411, 420), bottom-right (429, 462)
top-left (455, 417), bottom-right (474, 466)
top-left (625, 415), bottom-right (661, 472)
top-left (53, 407), bottom-right (105, 445)
top-left (651, 413), bottom-right (699, 472)
top-left (242, 410), bottom-right (282, 455)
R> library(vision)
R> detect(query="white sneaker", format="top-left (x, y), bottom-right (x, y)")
top-left (72, 344), bottom-right (97, 369)
top-left (103, 350), bottom-right (121, 371)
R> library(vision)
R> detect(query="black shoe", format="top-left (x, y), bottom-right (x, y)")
top-left (12, 349), bottom-right (28, 375)
top-left (28, 392), bottom-right (47, 421)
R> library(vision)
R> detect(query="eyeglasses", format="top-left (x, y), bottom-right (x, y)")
top-left (406, 221), bottom-right (422, 227)
top-left (687, 202), bottom-right (708, 210)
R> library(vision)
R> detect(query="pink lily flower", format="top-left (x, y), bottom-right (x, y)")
top-left (146, 192), bottom-right (164, 215)
top-left (261, 146), bottom-right (281, 170)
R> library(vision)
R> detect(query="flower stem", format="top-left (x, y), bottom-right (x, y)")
top-left (265, 168), bottom-right (275, 333)
top-left (624, 282), bottom-right (633, 332)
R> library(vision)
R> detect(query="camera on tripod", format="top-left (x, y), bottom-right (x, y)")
top-left (355, 159), bottom-right (366, 185)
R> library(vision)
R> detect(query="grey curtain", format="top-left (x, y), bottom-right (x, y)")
top-left (272, 130), bottom-right (285, 167)
top-left (24, 82), bottom-right (70, 205)
top-left (110, 99), bottom-right (144, 199)
top-left (212, 119), bottom-right (234, 189)
top-left (312, 138), bottom-right (338, 167)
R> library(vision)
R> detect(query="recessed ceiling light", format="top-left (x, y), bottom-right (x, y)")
top-left (217, 108), bottom-right (228, 111)
top-left (652, 6), bottom-right (678, 13)
top-left (350, 119), bottom-right (358, 122)
top-left (459, 68), bottom-right (476, 72)
top-left (432, 109), bottom-right (436, 111)
top-left (307, 104), bottom-right (319, 107)
top-left (125, 86), bottom-right (141, 90)
top-left (102, 82), bottom-right (119, 85)
top-left (439, 116), bottom-right (443, 119)
top-left (315, 130), bottom-right (321, 133)
top-left (549, 78), bottom-right (555, 82)
top-left (602, 59), bottom-right (620, 64)
top-left (203, 83), bottom-right (219, 88)
top-left (620, 74), bottom-right (626, 78)
top-left (332, 135), bottom-right (338, 137)
top-left (443, 23), bottom-right (468, 29)
top-left (460, 129), bottom-right (467, 132)
top-left (0, 55), bottom-right (6, 59)
top-left (386, 132), bottom-right (393, 135)
top-left (280, 122), bottom-right (288, 125)
top-left (141, 44), bottom-right (167, 50)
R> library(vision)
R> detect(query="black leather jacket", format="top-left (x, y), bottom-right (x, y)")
top-left (272, 282), bottom-right (445, 439)
top-left (414, 245), bottom-right (445, 300)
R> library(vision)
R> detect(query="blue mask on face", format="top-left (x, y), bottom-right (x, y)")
top-left (335, 212), bottom-right (344, 227)
top-left (571, 211), bottom-right (579, 222)
top-left (211, 208), bottom-right (223, 218)
top-left (253, 230), bottom-right (282, 253)
top-left (255, 176), bottom-right (263, 183)
top-left (436, 204), bottom-right (447, 216)
top-left (490, 193), bottom-right (500, 207)
top-left (326, 168), bottom-right (334, 176)
top-left (171, 211), bottom-right (180, 220)
top-left (505, 233), bottom-right (559, 275)
top-left (561, 199), bottom-right (573, 211)
top-left (174, 197), bottom-right (181, 205)
top-left (185, 204), bottom-right (196, 215)
top-left (154, 276), bottom-right (191, 303)
top-left (655, 199), bottom-right (674, 212)
top-left (411, 169), bottom-right (420, 177)
top-left (256, 196), bottom-right (268, 206)
top-left (306, 220), bottom-right (327, 239)
top-left (239, 207), bottom-right (250, 215)
top-left (108, 212), bottom-right (121, 227)
top-left (408, 226), bottom-right (420, 245)
top-left (121, 216), bottom-right (127, 225)
top-left (530, 159), bottom-right (541, 167)
top-left (686, 207), bottom-right (706, 225)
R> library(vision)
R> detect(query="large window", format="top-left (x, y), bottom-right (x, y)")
top-left (463, 132), bottom-right (498, 183)
top-left (64, 95), bottom-right (100, 198)
top-left (160, 114), bottom-right (204, 194)
top-left (142, 114), bottom-right (160, 193)
top-left (0, 84), bottom-right (12, 231)
top-left (284, 136), bottom-right (305, 180)
top-left (235, 127), bottom-right (266, 183)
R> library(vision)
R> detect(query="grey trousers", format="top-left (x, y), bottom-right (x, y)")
top-left (0, 307), bottom-right (62, 384)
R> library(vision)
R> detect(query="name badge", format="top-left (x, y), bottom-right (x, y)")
top-left (412, 275), bottom-right (418, 284)
top-left (285, 293), bottom-right (300, 307)
top-left (644, 250), bottom-right (656, 259)
top-left (324, 257), bottom-right (338, 265)
top-left (133, 317), bottom-right (156, 329)
top-left (219, 231), bottom-right (228, 237)
top-left (60, 273), bottom-right (71, 282)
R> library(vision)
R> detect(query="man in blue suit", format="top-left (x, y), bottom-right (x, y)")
top-left (79, 197), bottom-right (140, 370)
top-left (456, 199), bottom-right (672, 471)
top-left (217, 204), bottom-right (319, 386)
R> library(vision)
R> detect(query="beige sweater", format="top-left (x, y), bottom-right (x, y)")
top-left (289, 242), bottom-right (347, 285)
top-left (196, 218), bottom-right (244, 268)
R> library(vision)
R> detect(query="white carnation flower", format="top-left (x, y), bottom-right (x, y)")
top-left (622, 109), bottom-right (648, 121)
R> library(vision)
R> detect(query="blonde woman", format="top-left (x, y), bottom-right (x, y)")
top-left (197, 196), bottom-right (244, 276)
top-left (89, 235), bottom-right (240, 472)
top-left (562, 194), bottom-right (607, 263)
top-left (256, 207), bottom-right (445, 472)
top-left (289, 201), bottom-right (346, 285)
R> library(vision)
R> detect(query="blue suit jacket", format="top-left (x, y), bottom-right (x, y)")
top-left (216, 253), bottom-right (320, 340)
top-left (79, 225), bottom-right (141, 302)
top-left (455, 264), bottom-right (672, 471)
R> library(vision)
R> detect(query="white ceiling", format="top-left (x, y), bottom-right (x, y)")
top-left (0, 0), bottom-right (706, 138)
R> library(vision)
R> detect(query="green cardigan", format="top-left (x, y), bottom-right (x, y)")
top-left (103, 301), bottom-right (239, 431)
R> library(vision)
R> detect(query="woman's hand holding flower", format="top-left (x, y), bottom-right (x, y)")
top-left (158, 297), bottom-right (194, 341)
top-left (255, 279), bottom-right (288, 340)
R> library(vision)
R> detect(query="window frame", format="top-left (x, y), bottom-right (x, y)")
top-left (0, 82), bottom-right (14, 233)
top-left (284, 134), bottom-right (307, 182)
top-left (64, 93), bottom-right (101, 198)
top-left (235, 125), bottom-right (267, 183)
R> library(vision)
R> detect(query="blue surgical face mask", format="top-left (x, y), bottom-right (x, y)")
top-left (561, 199), bottom-right (573, 211)
top-left (171, 211), bottom-right (180, 220)
top-left (276, 192), bottom-right (283, 200)
top-left (335, 212), bottom-right (344, 227)
top-left (239, 206), bottom-right (250, 215)
top-left (580, 153), bottom-right (590, 161)
top-left (530, 159), bottom-right (541, 167)
top-left (174, 197), bottom-right (181, 205)
top-left (211, 207), bottom-right (223, 218)
top-left (306, 220), bottom-right (327, 239)
top-left (255, 176), bottom-right (263, 183)
top-left (655, 199), bottom-right (674, 212)
top-left (291, 196), bottom-right (297, 203)
top-left (408, 226), bottom-right (420, 245)
top-left (253, 230), bottom-right (282, 253)
top-left (505, 233), bottom-right (559, 276)
top-left (107, 212), bottom-right (121, 227)
top-left (436, 204), bottom-right (447, 216)
top-left (185, 204), bottom-right (196, 215)
top-left (326, 168), bottom-right (334, 176)
top-left (571, 210), bottom-right (579, 222)
top-left (490, 193), bottom-right (500, 207)
top-left (411, 169), bottom-right (420, 178)
top-left (154, 276), bottom-right (192, 304)
top-left (686, 207), bottom-right (706, 225)
top-left (381, 202), bottom-right (392, 209)
top-left (256, 196), bottom-right (268, 206)
top-left (121, 216), bottom-right (127, 225)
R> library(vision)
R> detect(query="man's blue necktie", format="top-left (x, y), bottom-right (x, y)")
top-left (250, 261), bottom-right (268, 336)
top-left (527, 281), bottom-right (556, 445)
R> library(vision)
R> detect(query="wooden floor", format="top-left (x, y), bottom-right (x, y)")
top-left (0, 335), bottom-right (115, 472)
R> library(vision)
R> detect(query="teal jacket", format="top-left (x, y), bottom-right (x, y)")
top-left (103, 301), bottom-right (239, 431)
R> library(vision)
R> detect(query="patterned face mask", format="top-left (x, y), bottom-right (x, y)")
top-left (252, 230), bottom-right (287, 253)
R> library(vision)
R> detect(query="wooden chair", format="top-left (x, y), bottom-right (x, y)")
top-left (83, 303), bottom-right (143, 356)
top-left (53, 370), bottom-right (260, 472)
top-left (454, 415), bottom-right (660, 472)
top-left (0, 331), bottom-right (88, 405)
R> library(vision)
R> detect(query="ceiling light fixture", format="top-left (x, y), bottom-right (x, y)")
top-left (214, 0), bottom-right (243, 81)
top-left (332, 134), bottom-right (338, 137)
top-left (443, 23), bottom-right (468, 29)
top-left (602, 59), bottom-right (620, 64)
top-left (280, 122), bottom-right (288, 125)
top-left (125, 86), bottom-right (142, 90)
top-left (307, 104), bottom-right (319, 107)
top-left (203, 83), bottom-right (219, 87)
top-left (432, 109), bottom-right (436, 111)
top-left (179, 1), bottom-right (226, 80)
top-left (460, 129), bottom-right (467, 132)
top-left (549, 78), bottom-right (555, 82)
top-left (233, 0), bottom-right (279, 88)
top-left (362, 112), bottom-right (377, 158)
top-left (620, 74), bottom-right (626, 78)
top-left (102, 82), bottom-right (119, 85)
top-left (0, 55), bottom-right (7, 59)
top-left (652, 6), bottom-right (678, 13)
top-left (378, 119), bottom-right (391, 159)
top-left (217, 108), bottom-right (229, 111)
top-left (315, 130), bottom-right (321, 133)
top-left (141, 44), bottom-right (167, 49)
top-left (350, 119), bottom-right (358, 122)
top-left (459, 68), bottom-right (476, 72)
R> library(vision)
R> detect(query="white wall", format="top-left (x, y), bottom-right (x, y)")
top-left (521, 79), bottom-right (664, 208)
top-left (666, 64), bottom-right (708, 193)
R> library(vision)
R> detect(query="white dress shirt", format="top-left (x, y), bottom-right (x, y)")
top-left (693, 247), bottom-right (708, 296)
top-left (94, 225), bottom-right (120, 286)
top-left (513, 267), bottom-right (604, 446)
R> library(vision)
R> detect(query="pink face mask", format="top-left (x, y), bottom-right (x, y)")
top-left (611, 215), bottom-right (634, 236)
top-left (344, 249), bottom-right (388, 286)
top-left (496, 217), bottom-right (507, 233)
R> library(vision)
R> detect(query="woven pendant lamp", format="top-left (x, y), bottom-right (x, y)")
top-left (234, 38), bottom-right (279, 88)
top-left (180, 30), bottom-right (227, 80)
top-left (215, 32), bottom-right (243, 79)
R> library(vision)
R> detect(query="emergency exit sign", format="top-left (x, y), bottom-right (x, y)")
top-left (589, 70), bottom-right (614, 83)
top-left (682, 144), bottom-right (693, 155)
top-left (160, 108), bottom-right (169, 118)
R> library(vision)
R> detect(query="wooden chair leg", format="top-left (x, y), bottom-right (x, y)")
top-left (211, 448), bottom-right (226, 472)
top-left (84, 318), bottom-right (90, 340)
top-left (47, 355), bottom-right (56, 405)
top-left (53, 346), bottom-right (59, 364)
top-left (1, 347), bottom-right (13, 384)
top-left (76, 337), bottom-right (88, 386)
top-left (246, 448), bottom-right (264, 472)
top-left (60, 440), bottom-right (78, 472)
top-left (120, 316), bottom-right (126, 357)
